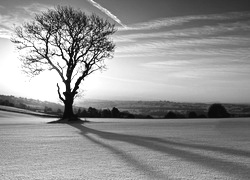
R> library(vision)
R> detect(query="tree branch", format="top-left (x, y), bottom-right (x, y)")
top-left (57, 83), bottom-right (65, 102)
top-left (72, 63), bottom-right (89, 95)
top-left (12, 6), bottom-right (116, 103)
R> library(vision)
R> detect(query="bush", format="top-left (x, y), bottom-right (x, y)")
top-left (101, 109), bottom-right (112, 118)
top-left (111, 107), bottom-right (120, 118)
top-left (88, 107), bottom-right (100, 117)
top-left (120, 111), bottom-right (135, 118)
top-left (188, 111), bottom-right (197, 118)
top-left (165, 111), bottom-right (177, 119)
top-left (57, 108), bottom-right (62, 113)
top-left (208, 104), bottom-right (230, 118)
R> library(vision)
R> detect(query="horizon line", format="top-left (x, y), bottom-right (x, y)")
top-left (1, 93), bottom-right (249, 105)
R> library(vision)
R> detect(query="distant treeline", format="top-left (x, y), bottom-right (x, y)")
top-left (75, 107), bottom-right (153, 119)
top-left (164, 103), bottom-right (230, 119)
top-left (1, 94), bottom-right (250, 119)
top-left (0, 98), bottom-right (234, 119)
top-left (76, 106), bottom-right (226, 119)
top-left (0, 99), bottom-right (25, 109)
top-left (0, 98), bottom-right (152, 119)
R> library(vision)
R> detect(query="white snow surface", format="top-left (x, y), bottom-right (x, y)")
top-left (1, 110), bottom-right (250, 180)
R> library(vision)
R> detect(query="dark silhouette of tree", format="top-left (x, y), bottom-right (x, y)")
top-left (125, 113), bottom-right (135, 119)
top-left (87, 107), bottom-right (100, 117)
top-left (57, 108), bottom-right (62, 114)
top-left (44, 106), bottom-right (52, 113)
top-left (208, 104), bottom-right (230, 118)
top-left (11, 6), bottom-right (116, 121)
top-left (101, 109), bottom-right (112, 118)
top-left (165, 111), bottom-right (177, 119)
top-left (188, 111), bottom-right (197, 118)
top-left (79, 109), bottom-right (88, 117)
top-left (77, 108), bottom-right (82, 116)
top-left (19, 103), bottom-right (27, 109)
top-left (119, 111), bottom-right (134, 118)
top-left (0, 100), bottom-right (15, 107)
top-left (111, 107), bottom-right (120, 118)
top-left (145, 115), bottom-right (153, 119)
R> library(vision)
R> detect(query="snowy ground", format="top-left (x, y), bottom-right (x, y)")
top-left (0, 110), bottom-right (250, 180)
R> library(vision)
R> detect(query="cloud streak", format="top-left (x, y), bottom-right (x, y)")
top-left (17, 3), bottom-right (52, 15)
top-left (118, 11), bottom-right (250, 31)
top-left (116, 36), bottom-right (250, 58)
top-left (87, 0), bottom-right (127, 28)
top-left (114, 21), bottom-right (250, 43)
top-left (0, 3), bottom-right (52, 39)
top-left (114, 11), bottom-right (250, 61)
top-left (0, 14), bottom-right (15, 38)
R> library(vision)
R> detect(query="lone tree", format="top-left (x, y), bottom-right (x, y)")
top-left (208, 103), bottom-right (230, 118)
top-left (11, 6), bottom-right (116, 121)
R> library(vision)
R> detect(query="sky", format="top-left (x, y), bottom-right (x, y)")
top-left (0, 0), bottom-right (250, 103)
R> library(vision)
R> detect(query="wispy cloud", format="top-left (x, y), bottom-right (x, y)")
top-left (0, 3), bottom-right (52, 39)
top-left (116, 36), bottom-right (250, 58)
top-left (118, 11), bottom-right (250, 31)
top-left (0, 14), bottom-right (15, 38)
top-left (114, 21), bottom-right (250, 43)
top-left (86, 0), bottom-right (127, 28)
top-left (100, 75), bottom-right (167, 87)
top-left (0, 28), bottom-right (11, 39)
top-left (142, 57), bottom-right (250, 83)
top-left (114, 10), bottom-right (250, 75)
top-left (143, 60), bottom-right (192, 68)
top-left (114, 10), bottom-right (250, 60)
top-left (17, 3), bottom-right (52, 15)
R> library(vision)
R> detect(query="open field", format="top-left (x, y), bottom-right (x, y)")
top-left (1, 110), bottom-right (250, 179)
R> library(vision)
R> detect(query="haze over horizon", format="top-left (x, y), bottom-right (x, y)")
top-left (0, 0), bottom-right (250, 104)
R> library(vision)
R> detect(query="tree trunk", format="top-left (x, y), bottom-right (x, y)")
top-left (62, 93), bottom-right (75, 119)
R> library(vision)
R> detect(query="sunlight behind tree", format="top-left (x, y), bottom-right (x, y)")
top-left (11, 6), bottom-right (116, 121)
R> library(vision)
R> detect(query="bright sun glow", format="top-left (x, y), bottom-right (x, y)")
top-left (1, 0), bottom-right (250, 103)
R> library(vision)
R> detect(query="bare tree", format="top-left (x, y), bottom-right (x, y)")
top-left (11, 6), bottom-right (116, 120)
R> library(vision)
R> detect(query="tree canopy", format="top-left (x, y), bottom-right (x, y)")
top-left (208, 103), bottom-right (230, 118)
top-left (11, 6), bottom-right (116, 120)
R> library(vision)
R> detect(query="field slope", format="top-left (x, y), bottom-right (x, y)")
top-left (1, 110), bottom-right (250, 179)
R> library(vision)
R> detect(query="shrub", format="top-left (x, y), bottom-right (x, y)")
top-left (101, 109), bottom-right (112, 118)
top-left (188, 111), bottom-right (197, 118)
top-left (165, 111), bottom-right (177, 119)
top-left (208, 104), bottom-right (230, 118)
top-left (111, 107), bottom-right (120, 118)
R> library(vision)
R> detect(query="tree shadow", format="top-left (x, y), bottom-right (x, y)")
top-left (69, 122), bottom-right (250, 179)
top-left (69, 122), bottom-right (168, 179)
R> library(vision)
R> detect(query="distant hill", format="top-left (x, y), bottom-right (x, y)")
top-left (0, 94), bottom-right (64, 113)
top-left (1, 94), bottom-right (250, 118)
top-left (75, 99), bottom-right (250, 118)
top-left (0, 105), bottom-right (58, 117)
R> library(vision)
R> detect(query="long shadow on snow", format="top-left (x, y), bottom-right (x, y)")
top-left (69, 123), bottom-right (250, 179)
top-left (69, 123), bottom-right (168, 179)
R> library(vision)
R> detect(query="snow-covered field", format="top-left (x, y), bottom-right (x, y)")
top-left (1, 110), bottom-right (250, 180)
